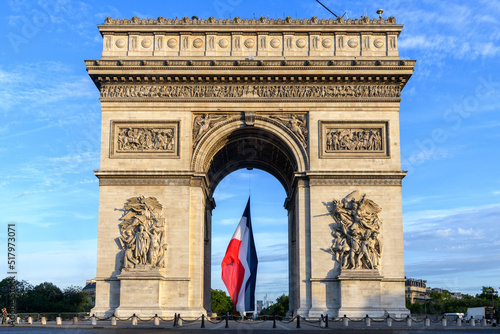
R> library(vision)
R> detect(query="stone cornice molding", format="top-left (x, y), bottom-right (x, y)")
top-left (94, 170), bottom-right (209, 189)
top-left (86, 59), bottom-right (416, 69)
top-left (86, 60), bottom-right (415, 94)
top-left (100, 15), bottom-right (401, 30)
top-left (291, 171), bottom-right (406, 187)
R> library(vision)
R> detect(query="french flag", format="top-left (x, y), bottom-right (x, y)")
top-left (221, 197), bottom-right (258, 313)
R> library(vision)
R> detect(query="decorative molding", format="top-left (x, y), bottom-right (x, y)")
top-left (330, 191), bottom-right (383, 270)
top-left (98, 178), bottom-right (192, 186)
top-left (319, 121), bottom-right (389, 159)
top-left (102, 16), bottom-right (398, 26)
top-left (87, 59), bottom-right (415, 68)
top-left (110, 121), bottom-right (179, 159)
top-left (100, 84), bottom-right (401, 100)
top-left (309, 178), bottom-right (401, 186)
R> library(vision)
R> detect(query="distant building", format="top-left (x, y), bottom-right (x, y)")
top-left (431, 287), bottom-right (443, 294)
top-left (83, 278), bottom-right (96, 306)
top-left (450, 292), bottom-right (463, 300)
top-left (256, 300), bottom-right (263, 313)
top-left (405, 278), bottom-right (429, 304)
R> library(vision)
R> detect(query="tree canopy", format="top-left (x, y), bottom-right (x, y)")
top-left (259, 294), bottom-right (289, 317)
top-left (210, 289), bottom-right (234, 316)
top-left (407, 285), bottom-right (499, 319)
top-left (0, 277), bottom-right (91, 313)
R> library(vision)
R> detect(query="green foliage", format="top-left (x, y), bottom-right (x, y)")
top-left (259, 294), bottom-right (289, 316)
top-left (0, 278), bottom-right (90, 313)
top-left (210, 289), bottom-right (234, 316)
top-left (408, 286), bottom-right (500, 317)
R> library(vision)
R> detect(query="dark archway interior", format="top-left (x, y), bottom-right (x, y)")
top-left (203, 126), bottom-right (299, 314)
top-left (205, 127), bottom-right (299, 197)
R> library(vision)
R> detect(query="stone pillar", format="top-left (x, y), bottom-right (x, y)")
top-left (294, 179), bottom-right (311, 317)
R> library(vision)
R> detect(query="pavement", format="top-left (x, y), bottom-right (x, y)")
top-left (0, 319), bottom-right (499, 333)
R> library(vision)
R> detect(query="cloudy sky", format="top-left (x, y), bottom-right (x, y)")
top-left (1, 0), bottom-right (499, 303)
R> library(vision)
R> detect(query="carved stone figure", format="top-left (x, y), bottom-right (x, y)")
top-left (101, 84), bottom-right (401, 99)
top-left (326, 129), bottom-right (383, 152)
top-left (271, 114), bottom-right (308, 146)
top-left (192, 114), bottom-right (226, 146)
top-left (329, 191), bottom-right (383, 270)
top-left (117, 127), bottom-right (174, 152)
top-left (118, 196), bottom-right (167, 270)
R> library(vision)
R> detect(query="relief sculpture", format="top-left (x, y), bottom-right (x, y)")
top-left (329, 191), bottom-right (383, 270)
top-left (117, 127), bottom-right (175, 152)
top-left (192, 114), bottom-right (226, 147)
top-left (101, 84), bottom-right (401, 99)
top-left (271, 114), bottom-right (308, 147)
top-left (326, 128), bottom-right (382, 151)
top-left (118, 196), bottom-right (168, 270)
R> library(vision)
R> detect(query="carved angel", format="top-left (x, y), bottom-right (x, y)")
top-left (192, 114), bottom-right (224, 146)
top-left (272, 114), bottom-right (307, 145)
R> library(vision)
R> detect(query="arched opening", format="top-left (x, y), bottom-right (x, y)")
top-left (196, 123), bottom-right (306, 315)
top-left (211, 169), bottom-right (288, 314)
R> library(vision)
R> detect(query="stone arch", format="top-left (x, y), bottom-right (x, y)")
top-left (191, 116), bottom-right (309, 195)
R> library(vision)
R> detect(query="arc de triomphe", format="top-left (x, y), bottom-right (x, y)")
top-left (86, 15), bottom-right (415, 318)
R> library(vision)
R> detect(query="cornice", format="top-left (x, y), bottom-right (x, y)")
top-left (86, 59), bottom-right (415, 92)
top-left (100, 16), bottom-right (401, 32)
top-left (86, 59), bottom-right (416, 68)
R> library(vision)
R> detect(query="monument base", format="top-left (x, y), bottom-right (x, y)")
top-left (337, 269), bottom-right (388, 318)
top-left (111, 266), bottom-right (205, 319)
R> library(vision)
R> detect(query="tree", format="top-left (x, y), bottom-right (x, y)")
top-left (60, 286), bottom-right (91, 312)
top-left (0, 277), bottom-right (32, 312)
top-left (260, 294), bottom-right (289, 317)
top-left (210, 289), bottom-right (234, 316)
top-left (24, 282), bottom-right (63, 312)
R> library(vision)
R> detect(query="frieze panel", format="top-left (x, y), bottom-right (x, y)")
top-left (100, 84), bottom-right (401, 100)
top-left (309, 178), bottom-right (402, 186)
top-left (110, 121), bottom-right (179, 159)
top-left (320, 121), bottom-right (389, 159)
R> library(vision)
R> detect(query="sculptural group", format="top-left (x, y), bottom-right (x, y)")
top-left (118, 196), bottom-right (167, 269)
top-left (330, 191), bottom-right (383, 270)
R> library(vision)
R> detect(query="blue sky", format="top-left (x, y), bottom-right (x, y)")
top-left (1, 0), bottom-right (499, 303)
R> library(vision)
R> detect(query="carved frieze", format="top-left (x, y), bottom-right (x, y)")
top-left (192, 114), bottom-right (227, 147)
top-left (329, 191), bottom-right (382, 270)
top-left (118, 196), bottom-right (168, 270)
top-left (100, 84), bottom-right (401, 100)
top-left (110, 121), bottom-right (179, 158)
top-left (103, 15), bottom-right (397, 26)
top-left (320, 121), bottom-right (389, 158)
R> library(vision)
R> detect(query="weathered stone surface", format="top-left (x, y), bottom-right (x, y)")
top-left (88, 14), bottom-right (414, 319)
